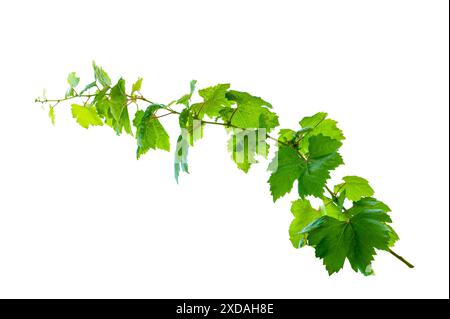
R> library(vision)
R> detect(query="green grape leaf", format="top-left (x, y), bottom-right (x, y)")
top-left (289, 199), bottom-right (322, 248)
top-left (223, 90), bottom-right (279, 131)
top-left (71, 104), bottom-right (103, 129)
top-left (48, 106), bottom-right (55, 125)
top-left (92, 89), bottom-right (123, 133)
top-left (131, 77), bottom-right (143, 95)
top-left (299, 112), bottom-right (345, 152)
top-left (176, 80), bottom-right (197, 107)
top-left (118, 108), bottom-right (132, 136)
top-left (132, 109), bottom-right (144, 128)
top-left (192, 83), bottom-right (232, 118)
top-left (259, 110), bottom-right (280, 131)
top-left (92, 61), bottom-right (111, 88)
top-left (228, 129), bottom-right (269, 173)
top-left (177, 95), bottom-right (191, 107)
top-left (109, 78), bottom-right (127, 121)
top-left (268, 146), bottom-right (305, 201)
top-left (348, 197), bottom-right (391, 216)
top-left (65, 72), bottom-right (80, 97)
top-left (308, 135), bottom-right (342, 158)
top-left (299, 112), bottom-right (345, 140)
top-left (91, 88), bottom-right (109, 117)
top-left (296, 152), bottom-right (343, 198)
top-left (133, 105), bottom-right (170, 158)
top-left (67, 72), bottom-right (80, 88)
top-left (79, 81), bottom-right (97, 95)
top-left (297, 135), bottom-right (343, 198)
top-left (278, 129), bottom-right (296, 144)
top-left (174, 134), bottom-right (190, 183)
top-left (268, 135), bottom-right (343, 201)
top-left (109, 78), bottom-right (132, 135)
top-left (179, 108), bottom-right (190, 128)
top-left (334, 176), bottom-right (375, 202)
top-left (302, 197), bottom-right (394, 275)
top-left (190, 79), bottom-right (197, 95)
top-left (226, 90), bottom-right (273, 109)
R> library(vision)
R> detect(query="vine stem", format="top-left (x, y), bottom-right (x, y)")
top-left (35, 94), bottom-right (95, 104)
top-left (325, 185), bottom-right (337, 198)
top-left (37, 91), bottom-right (415, 270)
top-left (387, 248), bottom-right (415, 268)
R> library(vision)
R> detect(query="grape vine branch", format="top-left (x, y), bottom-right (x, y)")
top-left (36, 62), bottom-right (414, 275)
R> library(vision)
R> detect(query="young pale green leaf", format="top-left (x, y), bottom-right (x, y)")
top-left (134, 105), bottom-right (170, 158)
top-left (48, 106), bottom-right (55, 125)
top-left (226, 90), bottom-right (273, 109)
top-left (93, 89), bottom-right (126, 133)
top-left (177, 95), bottom-right (191, 107)
top-left (191, 83), bottom-right (232, 118)
top-left (299, 112), bottom-right (345, 153)
top-left (228, 129), bottom-right (269, 173)
top-left (301, 197), bottom-right (394, 275)
top-left (334, 176), bottom-right (375, 202)
top-left (66, 88), bottom-right (75, 98)
top-left (71, 104), bottom-right (103, 129)
top-left (91, 88), bottom-right (109, 117)
top-left (132, 109), bottom-right (145, 128)
top-left (67, 72), bottom-right (80, 88)
top-left (224, 90), bottom-right (279, 131)
top-left (118, 108), bottom-right (132, 136)
top-left (176, 80), bottom-right (197, 107)
top-left (278, 129), bottom-right (296, 144)
top-left (131, 77), bottom-right (143, 95)
top-left (109, 79), bottom-right (127, 121)
top-left (289, 199), bottom-right (322, 248)
top-left (79, 81), bottom-right (97, 95)
top-left (109, 78), bottom-right (132, 135)
top-left (259, 110), bottom-right (280, 131)
top-left (299, 112), bottom-right (345, 140)
top-left (92, 61), bottom-right (111, 88)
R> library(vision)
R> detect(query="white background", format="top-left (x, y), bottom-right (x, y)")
top-left (0, 0), bottom-right (448, 299)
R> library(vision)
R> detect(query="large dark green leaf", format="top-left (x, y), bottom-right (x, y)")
top-left (302, 198), bottom-right (394, 275)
